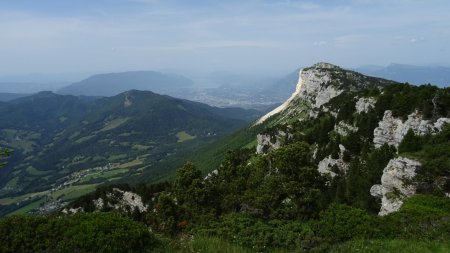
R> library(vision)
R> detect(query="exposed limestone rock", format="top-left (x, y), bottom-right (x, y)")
top-left (62, 207), bottom-right (84, 214)
top-left (256, 130), bottom-right (292, 154)
top-left (255, 69), bottom-right (305, 124)
top-left (373, 110), bottom-right (450, 148)
top-left (318, 144), bottom-right (348, 177)
top-left (204, 169), bottom-right (218, 180)
top-left (370, 184), bottom-right (383, 199)
top-left (435, 118), bottom-right (450, 131)
top-left (256, 62), bottom-right (391, 125)
top-left (93, 198), bottom-right (104, 209)
top-left (355, 97), bottom-right (376, 113)
top-left (92, 188), bottom-right (148, 213)
top-left (256, 63), bottom-right (342, 124)
top-left (334, 121), bottom-right (358, 137)
top-left (370, 157), bottom-right (421, 216)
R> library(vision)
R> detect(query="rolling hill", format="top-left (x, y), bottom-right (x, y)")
top-left (0, 90), bottom-right (260, 215)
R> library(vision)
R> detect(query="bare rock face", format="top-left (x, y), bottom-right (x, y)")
top-left (370, 157), bottom-right (421, 216)
top-left (256, 63), bottom-right (344, 124)
top-left (300, 66), bottom-right (339, 109)
top-left (256, 130), bottom-right (292, 154)
top-left (317, 144), bottom-right (348, 177)
top-left (373, 110), bottom-right (450, 148)
top-left (334, 121), bottom-right (358, 137)
top-left (355, 97), bottom-right (376, 114)
top-left (256, 62), bottom-right (391, 125)
top-left (92, 188), bottom-right (148, 213)
top-left (62, 207), bottom-right (84, 214)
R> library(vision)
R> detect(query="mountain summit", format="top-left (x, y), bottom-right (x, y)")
top-left (256, 62), bottom-right (395, 125)
top-left (58, 71), bottom-right (194, 97)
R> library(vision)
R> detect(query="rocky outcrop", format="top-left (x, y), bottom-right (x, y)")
top-left (256, 63), bottom-right (343, 124)
top-left (64, 188), bottom-right (148, 214)
top-left (317, 144), bottom-right (348, 177)
top-left (355, 97), bottom-right (376, 113)
top-left (62, 207), bottom-right (84, 215)
top-left (256, 62), bottom-right (391, 125)
top-left (334, 121), bottom-right (358, 137)
top-left (204, 169), bottom-right (218, 180)
top-left (370, 157), bottom-right (421, 216)
top-left (373, 110), bottom-right (450, 148)
top-left (99, 188), bottom-right (148, 212)
top-left (256, 130), bottom-right (292, 154)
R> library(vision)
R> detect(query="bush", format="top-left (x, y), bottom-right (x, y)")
top-left (0, 213), bottom-right (160, 253)
top-left (315, 204), bottom-right (383, 243)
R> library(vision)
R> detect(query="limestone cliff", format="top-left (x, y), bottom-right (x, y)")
top-left (373, 110), bottom-right (450, 148)
top-left (256, 130), bottom-right (292, 154)
top-left (256, 62), bottom-right (392, 125)
top-left (370, 157), bottom-right (421, 215)
top-left (317, 144), bottom-right (348, 177)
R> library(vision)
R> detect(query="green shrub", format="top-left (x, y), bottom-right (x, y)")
top-left (315, 204), bottom-right (383, 243)
top-left (0, 213), bottom-right (160, 253)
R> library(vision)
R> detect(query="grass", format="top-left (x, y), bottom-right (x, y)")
top-left (187, 236), bottom-right (254, 253)
top-left (0, 184), bottom-right (98, 208)
top-left (26, 166), bottom-right (50, 176)
top-left (100, 117), bottom-right (129, 132)
top-left (176, 131), bottom-right (196, 142)
top-left (330, 240), bottom-right (450, 253)
top-left (4, 177), bottom-right (18, 189)
top-left (132, 144), bottom-right (151, 150)
top-left (55, 184), bottom-right (98, 201)
top-left (0, 191), bottom-right (47, 205)
top-left (109, 154), bottom-right (128, 161)
top-left (3, 184), bottom-right (98, 215)
top-left (6, 197), bottom-right (47, 216)
top-left (118, 159), bottom-right (143, 168)
top-left (78, 169), bottom-right (130, 184)
top-left (75, 135), bottom-right (95, 144)
top-left (162, 236), bottom-right (289, 253)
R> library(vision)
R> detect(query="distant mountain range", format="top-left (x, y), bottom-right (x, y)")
top-left (57, 71), bottom-right (194, 97)
top-left (1, 64), bottom-right (448, 109)
top-left (356, 63), bottom-right (450, 87)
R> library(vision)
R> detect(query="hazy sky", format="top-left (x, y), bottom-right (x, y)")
top-left (0, 0), bottom-right (449, 76)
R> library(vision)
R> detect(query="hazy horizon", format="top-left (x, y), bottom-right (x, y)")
top-left (1, 0), bottom-right (449, 78)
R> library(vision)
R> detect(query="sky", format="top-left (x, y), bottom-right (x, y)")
top-left (0, 0), bottom-right (449, 77)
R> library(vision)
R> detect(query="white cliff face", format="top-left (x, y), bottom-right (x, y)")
top-left (318, 144), bottom-right (348, 177)
top-left (255, 63), bottom-right (345, 124)
top-left (355, 97), bottom-right (376, 114)
top-left (370, 157), bottom-right (421, 216)
top-left (373, 110), bottom-right (450, 148)
top-left (256, 130), bottom-right (292, 154)
top-left (256, 69), bottom-right (304, 124)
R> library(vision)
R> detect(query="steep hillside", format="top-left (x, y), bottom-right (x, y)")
top-left (58, 71), bottom-right (194, 97)
top-left (59, 62), bottom-right (450, 252)
top-left (0, 90), bottom-right (258, 216)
